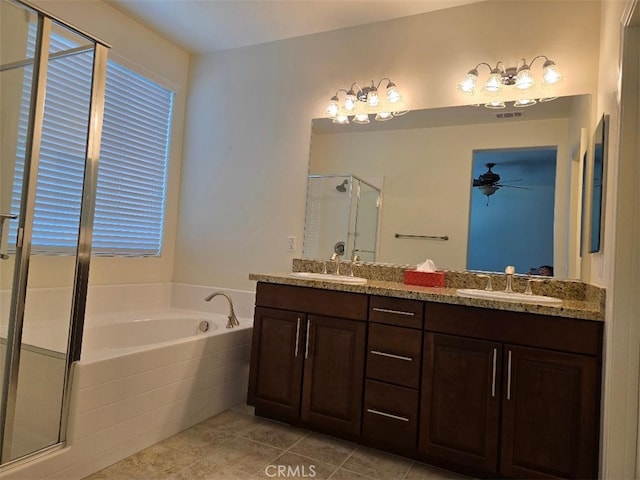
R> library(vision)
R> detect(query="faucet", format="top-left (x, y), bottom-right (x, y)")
top-left (331, 252), bottom-right (342, 275)
top-left (504, 265), bottom-right (515, 293)
top-left (204, 291), bottom-right (240, 328)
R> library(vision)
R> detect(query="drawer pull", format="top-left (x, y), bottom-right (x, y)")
top-left (491, 348), bottom-right (497, 397)
top-left (507, 350), bottom-right (512, 400)
top-left (294, 317), bottom-right (301, 357)
top-left (305, 319), bottom-right (311, 359)
top-left (370, 350), bottom-right (412, 362)
top-left (366, 408), bottom-right (410, 422)
top-left (372, 307), bottom-right (415, 317)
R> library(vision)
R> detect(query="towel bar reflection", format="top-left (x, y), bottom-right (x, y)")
top-left (394, 233), bottom-right (449, 241)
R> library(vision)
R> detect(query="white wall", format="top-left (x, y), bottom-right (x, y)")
top-left (175, 0), bottom-right (600, 290)
top-left (19, 0), bottom-right (190, 287)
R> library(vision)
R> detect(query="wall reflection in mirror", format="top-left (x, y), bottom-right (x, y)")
top-left (304, 94), bottom-right (591, 279)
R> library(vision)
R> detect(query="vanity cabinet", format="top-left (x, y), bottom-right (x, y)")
top-left (248, 282), bottom-right (368, 435)
top-left (420, 302), bottom-right (602, 479)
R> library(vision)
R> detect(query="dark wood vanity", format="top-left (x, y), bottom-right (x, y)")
top-left (248, 281), bottom-right (603, 479)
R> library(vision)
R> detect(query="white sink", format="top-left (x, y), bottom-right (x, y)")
top-left (456, 288), bottom-right (563, 306)
top-left (290, 272), bottom-right (367, 285)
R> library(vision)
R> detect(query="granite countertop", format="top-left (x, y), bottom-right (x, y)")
top-left (248, 272), bottom-right (605, 322)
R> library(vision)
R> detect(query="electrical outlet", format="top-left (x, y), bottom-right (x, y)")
top-left (287, 236), bottom-right (297, 252)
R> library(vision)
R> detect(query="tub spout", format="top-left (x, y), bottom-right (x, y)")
top-left (204, 291), bottom-right (240, 328)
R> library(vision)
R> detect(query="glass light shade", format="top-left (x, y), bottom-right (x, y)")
top-left (386, 84), bottom-right (401, 103)
top-left (514, 98), bottom-right (537, 107)
top-left (543, 64), bottom-right (562, 85)
top-left (457, 72), bottom-right (478, 93)
top-left (375, 111), bottom-right (393, 121)
top-left (484, 101), bottom-right (506, 109)
top-left (332, 114), bottom-right (349, 124)
top-left (367, 88), bottom-right (379, 107)
top-left (326, 97), bottom-right (339, 118)
top-left (515, 67), bottom-right (534, 90)
top-left (392, 110), bottom-right (408, 116)
top-left (539, 96), bottom-right (558, 103)
top-left (484, 72), bottom-right (503, 93)
top-left (344, 91), bottom-right (357, 111)
top-left (353, 113), bottom-right (370, 124)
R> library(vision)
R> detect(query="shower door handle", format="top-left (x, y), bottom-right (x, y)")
top-left (0, 214), bottom-right (17, 260)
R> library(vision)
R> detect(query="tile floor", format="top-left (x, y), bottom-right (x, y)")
top-left (85, 404), bottom-right (468, 480)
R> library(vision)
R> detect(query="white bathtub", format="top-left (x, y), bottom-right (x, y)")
top-left (80, 309), bottom-right (241, 361)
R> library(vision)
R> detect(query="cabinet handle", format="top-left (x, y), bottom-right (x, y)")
top-left (507, 350), bottom-right (512, 400)
top-left (491, 348), bottom-right (497, 397)
top-left (304, 319), bottom-right (311, 359)
top-left (294, 317), bottom-right (301, 357)
top-left (372, 307), bottom-right (415, 316)
top-left (366, 408), bottom-right (410, 422)
top-left (370, 350), bottom-right (412, 362)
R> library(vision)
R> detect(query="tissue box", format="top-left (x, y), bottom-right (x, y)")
top-left (403, 269), bottom-right (446, 288)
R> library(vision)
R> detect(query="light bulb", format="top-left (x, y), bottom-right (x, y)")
top-left (375, 112), bottom-right (393, 121)
top-left (542, 61), bottom-right (562, 85)
top-left (353, 113), bottom-right (370, 124)
top-left (332, 114), bottom-right (349, 124)
top-left (326, 96), bottom-right (339, 118)
top-left (457, 69), bottom-right (478, 94)
top-left (484, 70), bottom-right (503, 93)
top-left (367, 88), bottom-right (379, 107)
top-left (344, 90), bottom-right (357, 111)
top-left (484, 101), bottom-right (506, 109)
top-left (386, 82), bottom-right (401, 103)
top-left (515, 66), bottom-right (534, 90)
top-left (514, 98), bottom-right (537, 107)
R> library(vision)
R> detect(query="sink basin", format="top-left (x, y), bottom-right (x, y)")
top-left (456, 288), bottom-right (563, 306)
top-left (290, 272), bottom-right (367, 285)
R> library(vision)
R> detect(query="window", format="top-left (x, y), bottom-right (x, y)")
top-left (11, 26), bottom-right (174, 256)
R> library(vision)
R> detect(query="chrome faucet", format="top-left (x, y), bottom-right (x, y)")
top-left (331, 252), bottom-right (342, 275)
top-left (204, 291), bottom-right (239, 328)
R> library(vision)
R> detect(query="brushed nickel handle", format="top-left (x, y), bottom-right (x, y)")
top-left (370, 350), bottom-right (412, 362)
top-left (372, 307), bottom-right (414, 317)
top-left (0, 214), bottom-right (17, 260)
top-left (304, 319), bottom-right (311, 359)
top-left (366, 408), bottom-right (409, 422)
top-left (294, 317), bottom-right (301, 357)
top-left (507, 350), bottom-right (512, 400)
top-left (491, 348), bottom-right (497, 397)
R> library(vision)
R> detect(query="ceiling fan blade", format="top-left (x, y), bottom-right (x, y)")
top-left (497, 184), bottom-right (532, 190)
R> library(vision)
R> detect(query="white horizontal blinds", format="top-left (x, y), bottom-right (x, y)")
top-left (93, 63), bottom-right (174, 256)
top-left (11, 24), bottom-right (174, 256)
top-left (11, 24), bottom-right (93, 254)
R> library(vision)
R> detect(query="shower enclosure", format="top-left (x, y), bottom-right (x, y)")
top-left (303, 174), bottom-right (381, 262)
top-left (0, 0), bottom-right (108, 466)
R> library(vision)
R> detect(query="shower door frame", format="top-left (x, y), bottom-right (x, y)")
top-left (0, 0), bottom-right (109, 465)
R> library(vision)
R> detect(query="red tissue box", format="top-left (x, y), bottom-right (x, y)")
top-left (403, 270), bottom-right (446, 288)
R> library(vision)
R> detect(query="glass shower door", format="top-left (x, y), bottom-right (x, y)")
top-left (0, 0), bottom-right (108, 465)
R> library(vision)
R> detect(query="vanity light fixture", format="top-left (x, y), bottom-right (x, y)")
top-left (326, 78), bottom-right (408, 124)
top-left (457, 56), bottom-right (562, 109)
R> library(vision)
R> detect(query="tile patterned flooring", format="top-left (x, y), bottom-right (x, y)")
top-left (85, 404), bottom-right (468, 480)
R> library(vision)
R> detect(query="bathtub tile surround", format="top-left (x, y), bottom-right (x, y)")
top-left (0, 283), bottom-right (255, 480)
top-left (83, 406), bottom-right (469, 480)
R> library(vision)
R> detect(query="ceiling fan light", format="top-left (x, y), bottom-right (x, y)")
top-left (478, 185), bottom-right (499, 196)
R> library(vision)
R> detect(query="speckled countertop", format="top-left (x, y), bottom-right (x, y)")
top-left (248, 271), bottom-right (605, 322)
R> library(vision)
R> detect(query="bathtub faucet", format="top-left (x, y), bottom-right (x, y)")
top-left (204, 291), bottom-right (240, 328)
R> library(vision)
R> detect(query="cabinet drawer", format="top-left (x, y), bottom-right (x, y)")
top-left (366, 323), bottom-right (422, 388)
top-left (363, 379), bottom-right (419, 450)
top-left (369, 296), bottom-right (423, 329)
top-left (256, 282), bottom-right (368, 321)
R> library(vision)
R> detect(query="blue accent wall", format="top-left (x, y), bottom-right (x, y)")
top-left (467, 148), bottom-right (557, 275)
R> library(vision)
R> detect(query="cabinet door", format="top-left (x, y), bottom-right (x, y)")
top-left (301, 315), bottom-right (366, 435)
top-left (500, 345), bottom-right (599, 479)
top-left (419, 333), bottom-right (502, 473)
top-left (248, 307), bottom-right (305, 419)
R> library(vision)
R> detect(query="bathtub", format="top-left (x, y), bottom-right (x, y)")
top-left (61, 307), bottom-right (254, 479)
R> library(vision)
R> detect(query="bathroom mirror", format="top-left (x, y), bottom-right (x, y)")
top-left (305, 94), bottom-right (591, 279)
top-left (589, 114), bottom-right (608, 253)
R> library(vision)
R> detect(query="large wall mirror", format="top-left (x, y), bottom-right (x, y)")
top-left (589, 114), bottom-right (608, 253)
top-left (304, 94), bottom-right (591, 279)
